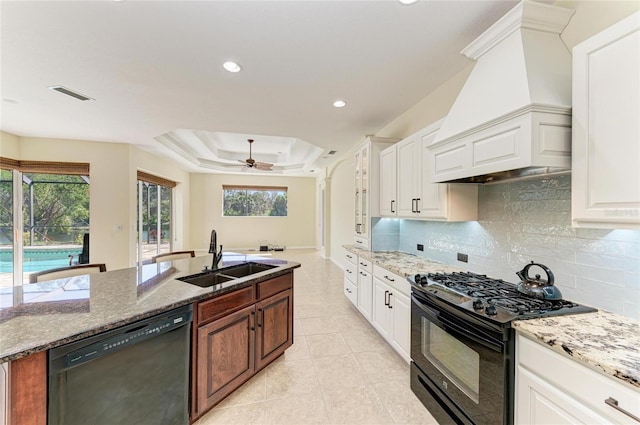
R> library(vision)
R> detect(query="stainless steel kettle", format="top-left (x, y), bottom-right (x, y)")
top-left (515, 261), bottom-right (563, 301)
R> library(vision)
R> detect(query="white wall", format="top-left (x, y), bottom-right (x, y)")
top-left (189, 173), bottom-right (317, 252)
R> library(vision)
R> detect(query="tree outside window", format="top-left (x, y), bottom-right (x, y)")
top-left (223, 186), bottom-right (287, 217)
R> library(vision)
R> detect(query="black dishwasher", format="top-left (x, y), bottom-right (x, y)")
top-left (48, 304), bottom-right (193, 425)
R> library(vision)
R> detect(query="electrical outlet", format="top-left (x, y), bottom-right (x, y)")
top-left (417, 244), bottom-right (424, 251)
top-left (457, 253), bottom-right (468, 263)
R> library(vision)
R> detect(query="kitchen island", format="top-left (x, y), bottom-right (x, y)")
top-left (0, 252), bottom-right (300, 424)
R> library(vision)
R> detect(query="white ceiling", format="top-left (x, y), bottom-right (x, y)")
top-left (0, 0), bottom-right (518, 175)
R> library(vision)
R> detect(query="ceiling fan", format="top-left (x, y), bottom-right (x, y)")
top-left (239, 139), bottom-right (273, 171)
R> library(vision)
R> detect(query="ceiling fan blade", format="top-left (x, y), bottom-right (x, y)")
top-left (255, 162), bottom-right (273, 171)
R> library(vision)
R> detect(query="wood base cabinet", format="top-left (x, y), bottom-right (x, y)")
top-left (193, 272), bottom-right (294, 421)
top-left (7, 352), bottom-right (47, 425)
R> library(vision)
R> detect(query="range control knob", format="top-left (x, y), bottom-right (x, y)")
top-left (485, 305), bottom-right (497, 316)
top-left (472, 299), bottom-right (484, 310)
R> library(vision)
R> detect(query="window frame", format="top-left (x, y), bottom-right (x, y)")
top-left (222, 185), bottom-right (288, 217)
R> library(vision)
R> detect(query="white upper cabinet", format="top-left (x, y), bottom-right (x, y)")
top-left (354, 137), bottom-right (398, 248)
top-left (572, 11), bottom-right (640, 230)
top-left (380, 119), bottom-right (478, 221)
top-left (379, 146), bottom-right (397, 216)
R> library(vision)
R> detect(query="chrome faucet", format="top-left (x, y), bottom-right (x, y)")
top-left (209, 229), bottom-right (223, 269)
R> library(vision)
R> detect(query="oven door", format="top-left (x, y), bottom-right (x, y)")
top-left (410, 292), bottom-right (511, 425)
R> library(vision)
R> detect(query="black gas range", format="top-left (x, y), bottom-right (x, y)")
top-left (408, 271), bottom-right (596, 425)
top-left (412, 271), bottom-right (597, 324)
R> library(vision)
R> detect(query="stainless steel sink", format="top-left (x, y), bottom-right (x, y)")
top-left (217, 262), bottom-right (276, 278)
top-left (178, 262), bottom-right (277, 287)
top-left (178, 271), bottom-right (235, 288)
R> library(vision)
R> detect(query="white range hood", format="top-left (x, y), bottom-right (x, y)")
top-left (429, 1), bottom-right (576, 183)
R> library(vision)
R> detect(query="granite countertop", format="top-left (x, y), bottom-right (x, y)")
top-left (343, 246), bottom-right (640, 390)
top-left (0, 253), bottom-right (300, 363)
top-left (513, 312), bottom-right (639, 388)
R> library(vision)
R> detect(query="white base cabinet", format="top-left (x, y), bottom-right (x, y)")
top-left (356, 257), bottom-right (373, 321)
top-left (371, 265), bottom-right (411, 363)
top-left (516, 333), bottom-right (640, 425)
top-left (343, 250), bottom-right (358, 306)
top-left (572, 11), bottom-right (640, 229)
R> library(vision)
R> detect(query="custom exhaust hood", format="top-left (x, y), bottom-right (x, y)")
top-left (428, 1), bottom-right (575, 184)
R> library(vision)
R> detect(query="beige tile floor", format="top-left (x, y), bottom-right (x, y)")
top-left (195, 249), bottom-right (440, 425)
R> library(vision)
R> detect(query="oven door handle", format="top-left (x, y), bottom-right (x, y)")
top-left (412, 295), bottom-right (503, 353)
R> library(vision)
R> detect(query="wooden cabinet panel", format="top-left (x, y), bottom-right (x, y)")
top-left (193, 270), bottom-right (294, 420)
top-left (197, 305), bottom-right (255, 413)
top-left (257, 273), bottom-right (292, 300)
top-left (255, 289), bottom-right (293, 371)
top-left (10, 351), bottom-right (47, 425)
top-left (197, 285), bottom-right (255, 325)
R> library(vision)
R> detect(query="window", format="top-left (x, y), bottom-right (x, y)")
top-left (137, 171), bottom-right (175, 265)
top-left (0, 158), bottom-right (90, 285)
top-left (223, 185), bottom-right (287, 217)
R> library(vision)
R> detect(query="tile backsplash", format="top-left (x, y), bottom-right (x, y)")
top-left (372, 175), bottom-right (640, 320)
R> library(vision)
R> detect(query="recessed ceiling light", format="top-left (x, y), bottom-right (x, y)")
top-left (223, 61), bottom-right (242, 73)
top-left (333, 100), bottom-right (346, 108)
top-left (399, 0), bottom-right (419, 4)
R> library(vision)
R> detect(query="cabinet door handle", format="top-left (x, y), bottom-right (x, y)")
top-left (391, 200), bottom-right (395, 213)
top-left (605, 397), bottom-right (640, 422)
top-left (346, 254), bottom-right (353, 259)
top-left (388, 292), bottom-right (393, 309)
top-left (250, 311), bottom-right (256, 331)
top-left (257, 309), bottom-right (263, 327)
top-left (345, 287), bottom-right (352, 294)
top-left (415, 198), bottom-right (421, 213)
top-left (360, 271), bottom-right (368, 277)
top-left (384, 290), bottom-right (389, 306)
top-left (383, 275), bottom-right (395, 282)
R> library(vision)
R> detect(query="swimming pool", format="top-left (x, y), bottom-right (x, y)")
top-left (0, 247), bottom-right (83, 273)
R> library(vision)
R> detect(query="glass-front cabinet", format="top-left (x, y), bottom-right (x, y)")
top-left (353, 137), bottom-right (397, 249)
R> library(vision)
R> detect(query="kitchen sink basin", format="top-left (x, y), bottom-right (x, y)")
top-left (217, 262), bottom-right (276, 278)
top-left (178, 271), bottom-right (235, 288)
top-left (178, 262), bottom-right (277, 287)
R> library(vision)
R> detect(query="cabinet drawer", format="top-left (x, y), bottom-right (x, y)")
top-left (197, 285), bottom-right (255, 324)
top-left (357, 257), bottom-right (373, 274)
top-left (344, 263), bottom-right (357, 284)
top-left (373, 265), bottom-right (410, 296)
top-left (344, 277), bottom-right (357, 306)
top-left (257, 273), bottom-right (293, 300)
top-left (344, 250), bottom-right (357, 266)
top-left (353, 237), bottom-right (368, 249)
top-left (517, 334), bottom-right (640, 424)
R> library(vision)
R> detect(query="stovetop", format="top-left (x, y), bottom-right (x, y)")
top-left (410, 271), bottom-right (597, 324)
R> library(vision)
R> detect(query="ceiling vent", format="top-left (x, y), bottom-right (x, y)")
top-left (48, 85), bottom-right (94, 101)
top-left (328, 150), bottom-right (337, 155)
